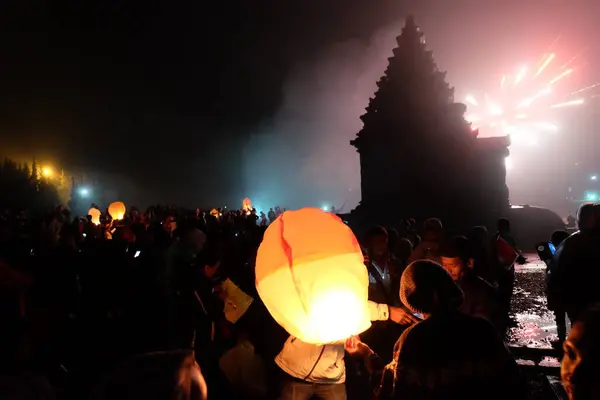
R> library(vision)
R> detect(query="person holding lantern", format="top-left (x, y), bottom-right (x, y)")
top-left (254, 208), bottom-right (418, 400)
top-left (361, 226), bottom-right (417, 366)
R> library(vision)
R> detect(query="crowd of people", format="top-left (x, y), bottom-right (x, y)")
top-left (0, 202), bottom-right (599, 400)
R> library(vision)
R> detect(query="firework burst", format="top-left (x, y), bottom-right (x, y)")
top-left (464, 50), bottom-right (600, 146)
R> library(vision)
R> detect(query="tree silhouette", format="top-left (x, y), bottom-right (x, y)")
top-left (0, 157), bottom-right (61, 213)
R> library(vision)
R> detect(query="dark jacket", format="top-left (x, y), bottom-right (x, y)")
top-left (549, 230), bottom-right (600, 320)
top-left (456, 273), bottom-right (498, 325)
top-left (376, 312), bottom-right (526, 400)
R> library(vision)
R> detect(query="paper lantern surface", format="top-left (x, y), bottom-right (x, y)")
top-left (242, 197), bottom-right (252, 211)
top-left (255, 207), bottom-right (370, 344)
top-left (88, 208), bottom-right (101, 225)
top-left (108, 201), bottom-right (126, 221)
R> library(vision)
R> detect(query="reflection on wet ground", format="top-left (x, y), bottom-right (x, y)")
top-left (508, 254), bottom-right (570, 349)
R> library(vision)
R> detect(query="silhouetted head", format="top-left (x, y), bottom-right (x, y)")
top-left (365, 226), bottom-right (389, 258)
top-left (577, 204), bottom-right (596, 232)
top-left (551, 230), bottom-right (570, 247)
top-left (497, 218), bottom-right (511, 234)
top-left (439, 236), bottom-right (473, 281)
top-left (394, 238), bottom-right (414, 262)
top-left (467, 226), bottom-right (488, 245)
top-left (422, 218), bottom-right (444, 242)
top-left (400, 260), bottom-right (464, 317)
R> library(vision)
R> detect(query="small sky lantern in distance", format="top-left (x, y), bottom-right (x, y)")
top-left (210, 208), bottom-right (220, 218)
top-left (88, 208), bottom-right (101, 225)
top-left (108, 201), bottom-right (126, 221)
top-left (255, 207), bottom-right (371, 344)
top-left (242, 197), bottom-right (252, 212)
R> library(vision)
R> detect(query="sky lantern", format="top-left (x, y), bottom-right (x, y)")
top-left (108, 201), bottom-right (126, 221)
top-left (88, 208), bottom-right (101, 225)
top-left (242, 197), bottom-right (252, 211)
top-left (255, 207), bottom-right (370, 344)
top-left (210, 208), bottom-right (219, 218)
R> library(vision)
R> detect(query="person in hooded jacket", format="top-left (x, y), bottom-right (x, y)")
top-left (346, 260), bottom-right (526, 400)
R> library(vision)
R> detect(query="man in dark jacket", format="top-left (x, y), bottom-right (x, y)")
top-left (439, 236), bottom-right (499, 328)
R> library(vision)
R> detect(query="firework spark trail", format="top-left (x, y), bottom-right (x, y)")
top-left (463, 48), bottom-right (595, 144)
top-left (514, 66), bottom-right (528, 85)
top-left (548, 68), bottom-right (574, 86)
top-left (568, 82), bottom-right (600, 96)
top-left (548, 34), bottom-right (562, 50)
top-left (534, 53), bottom-right (555, 78)
top-left (550, 99), bottom-right (585, 108)
top-left (559, 47), bottom-right (588, 70)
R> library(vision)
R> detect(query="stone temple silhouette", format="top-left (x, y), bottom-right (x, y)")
top-left (348, 16), bottom-right (510, 232)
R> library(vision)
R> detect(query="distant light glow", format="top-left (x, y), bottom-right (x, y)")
top-left (488, 104), bottom-right (504, 116)
top-left (79, 188), bottom-right (90, 197)
top-left (585, 191), bottom-right (598, 202)
top-left (42, 167), bottom-right (52, 177)
top-left (465, 95), bottom-right (478, 106)
top-left (465, 114), bottom-right (480, 122)
top-left (591, 175), bottom-right (598, 181)
top-left (534, 122), bottom-right (559, 131)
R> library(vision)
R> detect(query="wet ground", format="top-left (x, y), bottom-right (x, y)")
top-left (508, 255), bottom-right (568, 397)
top-left (507, 254), bottom-right (569, 349)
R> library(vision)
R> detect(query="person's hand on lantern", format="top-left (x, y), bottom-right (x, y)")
top-left (389, 306), bottom-right (420, 325)
top-left (344, 335), bottom-right (373, 358)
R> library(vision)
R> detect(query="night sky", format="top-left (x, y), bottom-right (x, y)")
top-left (2, 0), bottom-right (599, 212)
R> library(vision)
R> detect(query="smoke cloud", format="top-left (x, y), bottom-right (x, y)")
top-left (243, 23), bottom-right (402, 213)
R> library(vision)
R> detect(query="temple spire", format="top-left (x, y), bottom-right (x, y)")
top-left (352, 16), bottom-right (456, 150)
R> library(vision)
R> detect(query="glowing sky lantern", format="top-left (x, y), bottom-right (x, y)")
top-left (210, 208), bottom-right (219, 218)
top-left (255, 207), bottom-right (370, 344)
top-left (242, 197), bottom-right (252, 211)
top-left (108, 201), bottom-right (126, 221)
top-left (88, 208), bottom-right (101, 225)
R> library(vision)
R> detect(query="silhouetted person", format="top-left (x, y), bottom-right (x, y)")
top-left (408, 218), bottom-right (444, 264)
top-left (346, 261), bottom-right (526, 400)
top-left (550, 203), bottom-right (600, 323)
top-left (547, 230), bottom-right (571, 343)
